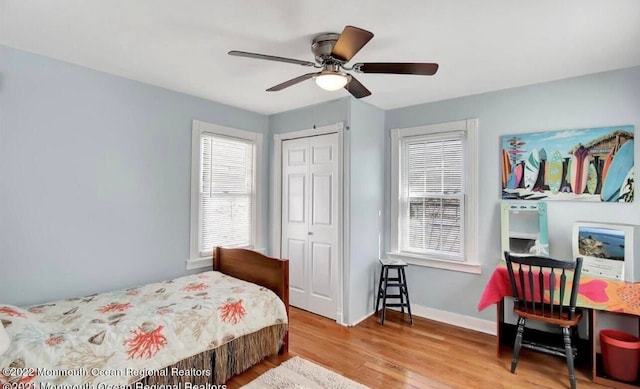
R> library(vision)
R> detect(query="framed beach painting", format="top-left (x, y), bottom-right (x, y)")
top-left (500, 125), bottom-right (634, 202)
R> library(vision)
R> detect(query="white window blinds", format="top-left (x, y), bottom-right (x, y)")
top-left (401, 132), bottom-right (465, 259)
top-left (199, 134), bottom-right (254, 255)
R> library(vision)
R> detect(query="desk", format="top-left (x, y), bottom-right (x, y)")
top-left (479, 262), bottom-right (640, 388)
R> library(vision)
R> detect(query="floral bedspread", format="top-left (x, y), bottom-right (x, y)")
top-left (0, 271), bottom-right (288, 386)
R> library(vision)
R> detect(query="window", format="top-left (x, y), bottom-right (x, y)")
top-left (389, 119), bottom-right (479, 274)
top-left (188, 120), bottom-right (262, 270)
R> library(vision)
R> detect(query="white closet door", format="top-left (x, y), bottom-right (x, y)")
top-left (282, 137), bottom-right (310, 311)
top-left (281, 133), bottom-right (339, 319)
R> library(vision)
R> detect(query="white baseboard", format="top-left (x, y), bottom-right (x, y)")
top-left (336, 310), bottom-right (346, 327)
top-left (336, 305), bottom-right (495, 334)
top-left (348, 310), bottom-right (376, 327)
top-left (390, 304), bottom-right (496, 335)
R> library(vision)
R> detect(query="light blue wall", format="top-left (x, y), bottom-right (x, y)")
top-left (385, 66), bottom-right (640, 321)
top-left (0, 46), bottom-right (269, 306)
top-left (347, 99), bottom-right (385, 323)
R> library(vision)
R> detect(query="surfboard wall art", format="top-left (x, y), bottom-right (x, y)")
top-left (524, 148), bottom-right (540, 191)
top-left (500, 125), bottom-right (634, 202)
top-left (547, 150), bottom-right (563, 194)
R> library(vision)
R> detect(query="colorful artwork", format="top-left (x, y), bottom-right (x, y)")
top-left (500, 125), bottom-right (635, 202)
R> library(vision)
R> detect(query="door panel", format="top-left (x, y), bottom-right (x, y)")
top-left (287, 238), bottom-right (306, 308)
top-left (312, 174), bottom-right (332, 225)
top-left (307, 133), bottom-right (339, 318)
top-left (312, 145), bottom-right (332, 164)
top-left (311, 242), bottom-right (332, 298)
top-left (281, 137), bottom-right (311, 310)
top-left (288, 148), bottom-right (306, 165)
top-left (287, 175), bottom-right (305, 222)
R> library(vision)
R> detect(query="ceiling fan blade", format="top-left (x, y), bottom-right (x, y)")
top-left (344, 75), bottom-right (371, 99)
top-left (354, 62), bottom-right (439, 75)
top-left (331, 26), bottom-right (374, 62)
top-left (229, 50), bottom-right (316, 67)
top-left (266, 72), bottom-right (318, 91)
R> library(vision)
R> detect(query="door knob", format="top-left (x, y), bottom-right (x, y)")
top-left (308, 232), bottom-right (313, 235)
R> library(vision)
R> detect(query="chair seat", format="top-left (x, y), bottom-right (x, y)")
top-left (513, 307), bottom-right (582, 327)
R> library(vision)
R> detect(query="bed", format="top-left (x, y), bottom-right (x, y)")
top-left (0, 247), bottom-right (289, 386)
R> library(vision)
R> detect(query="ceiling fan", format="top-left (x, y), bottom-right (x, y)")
top-left (228, 25), bottom-right (439, 99)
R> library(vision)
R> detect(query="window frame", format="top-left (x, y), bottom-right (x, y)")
top-left (389, 119), bottom-right (480, 274)
top-left (187, 120), bottom-right (263, 270)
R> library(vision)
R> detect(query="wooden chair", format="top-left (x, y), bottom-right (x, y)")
top-left (503, 252), bottom-right (583, 389)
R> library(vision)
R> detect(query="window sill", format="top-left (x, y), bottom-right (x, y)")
top-left (186, 257), bottom-right (212, 270)
top-left (387, 252), bottom-right (482, 274)
top-left (186, 247), bottom-right (266, 271)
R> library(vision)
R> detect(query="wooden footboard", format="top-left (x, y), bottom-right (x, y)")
top-left (214, 247), bottom-right (289, 353)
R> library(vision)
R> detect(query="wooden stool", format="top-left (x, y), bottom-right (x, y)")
top-left (375, 258), bottom-right (413, 325)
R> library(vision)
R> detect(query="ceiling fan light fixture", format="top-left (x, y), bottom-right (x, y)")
top-left (314, 71), bottom-right (350, 91)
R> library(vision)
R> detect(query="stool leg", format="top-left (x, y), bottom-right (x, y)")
top-left (401, 267), bottom-right (413, 325)
top-left (380, 266), bottom-right (389, 325)
top-left (375, 264), bottom-right (384, 314)
top-left (398, 267), bottom-right (405, 314)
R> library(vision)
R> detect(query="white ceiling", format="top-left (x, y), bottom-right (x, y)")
top-left (2, 1), bottom-right (640, 115)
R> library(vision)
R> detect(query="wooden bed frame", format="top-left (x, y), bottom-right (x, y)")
top-left (214, 247), bottom-right (290, 353)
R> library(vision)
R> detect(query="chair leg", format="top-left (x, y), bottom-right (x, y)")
top-left (511, 317), bottom-right (526, 373)
top-left (563, 327), bottom-right (577, 389)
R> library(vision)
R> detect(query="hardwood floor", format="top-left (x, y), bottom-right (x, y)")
top-left (227, 308), bottom-right (610, 389)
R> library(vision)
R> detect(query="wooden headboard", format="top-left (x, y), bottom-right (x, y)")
top-left (214, 247), bottom-right (289, 353)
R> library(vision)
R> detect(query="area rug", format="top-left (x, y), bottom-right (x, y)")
top-left (241, 356), bottom-right (370, 389)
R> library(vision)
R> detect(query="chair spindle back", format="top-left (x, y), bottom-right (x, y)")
top-left (504, 252), bottom-right (583, 320)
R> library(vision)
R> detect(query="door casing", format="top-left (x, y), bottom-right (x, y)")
top-left (272, 122), bottom-right (347, 325)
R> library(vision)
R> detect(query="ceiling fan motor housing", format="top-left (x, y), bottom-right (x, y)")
top-left (311, 33), bottom-right (341, 63)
